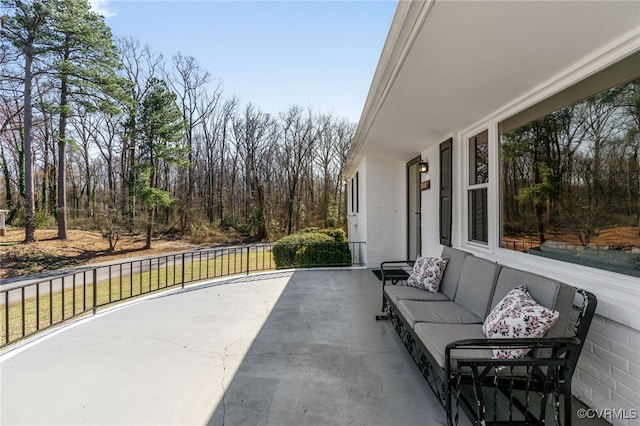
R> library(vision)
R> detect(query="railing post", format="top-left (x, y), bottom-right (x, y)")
top-left (36, 284), bottom-right (40, 331)
top-left (246, 246), bottom-right (250, 275)
top-left (49, 280), bottom-right (53, 325)
top-left (92, 269), bottom-right (97, 315)
top-left (4, 291), bottom-right (9, 345)
top-left (181, 253), bottom-right (185, 289)
top-left (21, 287), bottom-right (25, 338)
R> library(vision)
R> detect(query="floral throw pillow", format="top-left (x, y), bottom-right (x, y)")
top-left (406, 256), bottom-right (449, 293)
top-left (482, 285), bottom-right (559, 359)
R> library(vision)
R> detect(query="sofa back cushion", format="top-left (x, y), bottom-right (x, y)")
top-left (453, 256), bottom-right (502, 320)
top-left (491, 267), bottom-right (575, 338)
top-left (439, 247), bottom-right (473, 300)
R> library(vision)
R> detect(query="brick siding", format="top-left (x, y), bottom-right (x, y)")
top-left (574, 313), bottom-right (640, 426)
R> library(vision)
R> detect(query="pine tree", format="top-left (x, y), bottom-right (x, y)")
top-left (48, 0), bottom-right (130, 239)
top-left (1, 0), bottom-right (55, 242)
top-left (139, 77), bottom-right (187, 249)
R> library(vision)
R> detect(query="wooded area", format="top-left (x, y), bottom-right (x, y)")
top-left (501, 78), bottom-right (640, 247)
top-left (0, 0), bottom-right (355, 247)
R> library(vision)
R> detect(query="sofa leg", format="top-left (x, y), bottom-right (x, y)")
top-left (381, 280), bottom-right (388, 311)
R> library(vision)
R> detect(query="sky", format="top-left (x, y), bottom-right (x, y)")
top-left (90, 0), bottom-right (397, 123)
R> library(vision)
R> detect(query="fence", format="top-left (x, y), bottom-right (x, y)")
top-left (501, 239), bottom-right (539, 252)
top-left (0, 241), bottom-right (365, 349)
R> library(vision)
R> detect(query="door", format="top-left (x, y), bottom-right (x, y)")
top-left (407, 156), bottom-right (422, 260)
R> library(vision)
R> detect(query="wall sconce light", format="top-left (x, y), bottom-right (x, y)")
top-left (419, 160), bottom-right (431, 190)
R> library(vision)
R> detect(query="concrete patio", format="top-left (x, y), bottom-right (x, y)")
top-left (1, 269), bottom-right (452, 425)
top-left (0, 268), bottom-right (607, 425)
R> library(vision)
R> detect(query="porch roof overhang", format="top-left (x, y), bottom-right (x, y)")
top-left (345, 0), bottom-right (640, 176)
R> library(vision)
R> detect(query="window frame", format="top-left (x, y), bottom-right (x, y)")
top-left (356, 172), bottom-right (359, 213)
top-left (463, 128), bottom-right (494, 248)
top-left (350, 178), bottom-right (354, 213)
top-left (457, 47), bottom-right (640, 330)
top-left (350, 172), bottom-right (359, 214)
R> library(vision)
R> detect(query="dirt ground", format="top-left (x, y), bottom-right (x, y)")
top-left (505, 226), bottom-right (640, 247)
top-left (0, 227), bottom-right (221, 279)
top-left (594, 226), bottom-right (640, 246)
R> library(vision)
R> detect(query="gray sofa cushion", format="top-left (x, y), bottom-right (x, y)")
top-left (384, 285), bottom-right (450, 306)
top-left (453, 257), bottom-right (502, 320)
top-left (397, 300), bottom-right (482, 328)
top-left (550, 282), bottom-right (576, 338)
top-left (414, 323), bottom-right (492, 371)
top-left (491, 267), bottom-right (575, 338)
top-left (415, 323), bottom-right (546, 378)
top-left (440, 247), bottom-right (472, 300)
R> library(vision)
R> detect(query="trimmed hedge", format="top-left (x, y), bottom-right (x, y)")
top-left (272, 228), bottom-right (351, 268)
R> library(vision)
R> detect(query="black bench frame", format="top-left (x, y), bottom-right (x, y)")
top-left (375, 260), bottom-right (414, 319)
top-left (382, 277), bottom-right (597, 426)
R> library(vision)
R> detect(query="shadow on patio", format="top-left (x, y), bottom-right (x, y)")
top-left (205, 269), bottom-right (448, 425)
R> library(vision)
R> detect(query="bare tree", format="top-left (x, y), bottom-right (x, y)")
top-left (165, 53), bottom-right (220, 232)
top-left (116, 36), bottom-right (163, 230)
top-left (331, 118), bottom-right (355, 228)
top-left (278, 105), bottom-right (317, 235)
top-left (2, 20), bottom-right (357, 244)
top-left (232, 104), bottom-right (276, 239)
top-left (200, 96), bottom-right (238, 225)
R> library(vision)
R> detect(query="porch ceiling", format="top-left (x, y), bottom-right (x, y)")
top-left (347, 0), bottom-right (640, 172)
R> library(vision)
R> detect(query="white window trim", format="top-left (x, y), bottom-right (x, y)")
top-left (464, 134), bottom-right (640, 328)
top-left (457, 32), bottom-right (640, 331)
top-left (462, 127), bottom-right (493, 248)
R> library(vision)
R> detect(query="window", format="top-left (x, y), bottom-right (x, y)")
top-left (356, 172), bottom-right (359, 213)
top-left (350, 178), bottom-right (354, 213)
top-left (500, 77), bottom-right (640, 277)
top-left (350, 172), bottom-right (359, 213)
top-left (469, 188), bottom-right (488, 242)
top-left (468, 130), bottom-right (489, 244)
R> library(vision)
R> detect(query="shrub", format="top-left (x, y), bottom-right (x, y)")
top-left (273, 228), bottom-right (351, 268)
top-left (319, 228), bottom-right (347, 242)
top-left (272, 232), bottom-right (332, 268)
top-left (293, 241), bottom-right (351, 267)
top-left (297, 227), bottom-right (347, 242)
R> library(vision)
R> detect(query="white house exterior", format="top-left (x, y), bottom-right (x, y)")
top-left (346, 1), bottom-right (640, 424)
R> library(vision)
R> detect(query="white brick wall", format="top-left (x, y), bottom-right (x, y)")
top-left (364, 156), bottom-right (406, 267)
top-left (574, 313), bottom-right (640, 426)
top-left (347, 159), bottom-right (367, 258)
top-left (345, 155), bottom-right (406, 267)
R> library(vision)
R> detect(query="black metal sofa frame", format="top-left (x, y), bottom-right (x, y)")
top-left (377, 247), bottom-right (597, 426)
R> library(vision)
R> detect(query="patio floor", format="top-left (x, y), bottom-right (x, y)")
top-left (0, 269), bottom-right (605, 426)
top-left (0, 269), bottom-right (451, 425)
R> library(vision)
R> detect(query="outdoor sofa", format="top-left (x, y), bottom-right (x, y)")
top-left (377, 247), bottom-right (597, 426)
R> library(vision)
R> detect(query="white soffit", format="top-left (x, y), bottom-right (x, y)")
top-left (348, 0), bottom-right (640, 169)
